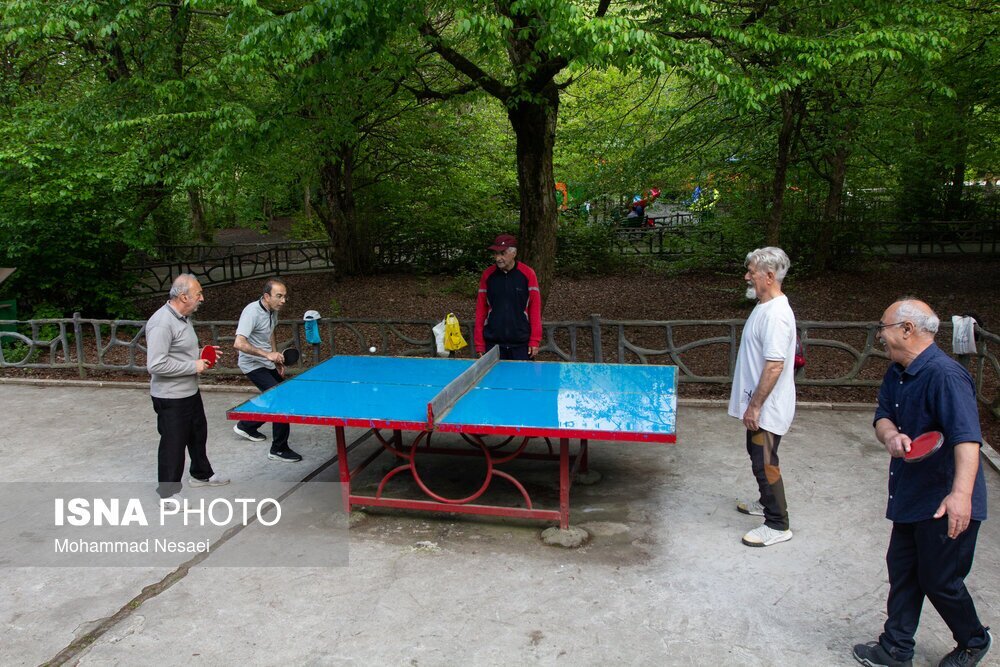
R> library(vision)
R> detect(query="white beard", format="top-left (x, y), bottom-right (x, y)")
top-left (745, 285), bottom-right (757, 300)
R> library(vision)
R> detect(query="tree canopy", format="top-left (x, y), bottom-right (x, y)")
top-left (1, 0), bottom-right (995, 315)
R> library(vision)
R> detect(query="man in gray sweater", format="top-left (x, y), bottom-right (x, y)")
top-left (146, 274), bottom-right (229, 497)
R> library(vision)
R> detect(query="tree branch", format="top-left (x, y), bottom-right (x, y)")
top-left (404, 80), bottom-right (481, 101)
top-left (150, 3), bottom-right (230, 18)
top-left (740, 0), bottom-right (780, 29)
top-left (419, 21), bottom-right (511, 101)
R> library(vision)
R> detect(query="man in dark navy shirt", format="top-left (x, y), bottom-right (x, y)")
top-left (853, 299), bottom-right (991, 667)
top-left (474, 234), bottom-right (542, 361)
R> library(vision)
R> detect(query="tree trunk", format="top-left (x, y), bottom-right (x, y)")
top-left (508, 94), bottom-right (558, 307)
top-left (417, 6), bottom-right (576, 307)
top-left (765, 89), bottom-right (799, 246)
top-left (314, 144), bottom-right (373, 275)
top-left (812, 85), bottom-right (857, 270)
top-left (168, 4), bottom-right (191, 79)
top-left (946, 161), bottom-right (966, 219)
top-left (303, 185), bottom-right (313, 223)
top-left (188, 189), bottom-right (211, 243)
top-left (900, 123), bottom-right (944, 222)
top-left (815, 146), bottom-right (848, 270)
top-left (945, 103), bottom-right (969, 220)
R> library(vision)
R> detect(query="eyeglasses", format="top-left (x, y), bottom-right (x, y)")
top-left (875, 321), bottom-right (908, 331)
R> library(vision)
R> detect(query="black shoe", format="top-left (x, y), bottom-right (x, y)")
top-left (157, 482), bottom-right (182, 499)
top-left (268, 448), bottom-right (302, 463)
top-left (234, 424), bottom-right (266, 442)
top-left (853, 641), bottom-right (912, 667)
top-left (939, 629), bottom-right (992, 667)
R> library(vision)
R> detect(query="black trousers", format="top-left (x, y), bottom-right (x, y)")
top-left (151, 392), bottom-right (213, 497)
top-left (879, 518), bottom-right (988, 661)
top-left (745, 428), bottom-right (789, 530)
top-left (237, 367), bottom-right (290, 451)
top-left (485, 342), bottom-right (530, 361)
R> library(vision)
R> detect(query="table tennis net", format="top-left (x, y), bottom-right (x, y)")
top-left (426, 346), bottom-right (500, 427)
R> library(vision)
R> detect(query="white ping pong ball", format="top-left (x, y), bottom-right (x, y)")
top-left (369, 346), bottom-right (377, 353)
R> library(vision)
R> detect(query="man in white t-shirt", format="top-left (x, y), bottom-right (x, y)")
top-left (728, 247), bottom-right (797, 547)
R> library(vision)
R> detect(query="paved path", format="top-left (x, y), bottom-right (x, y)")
top-left (1, 383), bottom-right (998, 666)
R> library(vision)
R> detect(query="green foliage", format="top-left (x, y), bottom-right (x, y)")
top-left (328, 298), bottom-right (343, 318)
top-left (361, 97), bottom-right (519, 243)
top-left (382, 214), bottom-right (517, 274)
top-left (29, 303), bottom-right (65, 340)
top-left (0, 338), bottom-right (34, 364)
top-left (287, 211), bottom-right (327, 242)
top-left (0, 0), bottom-right (235, 314)
top-left (0, 303), bottom-right (63, 364)
top-left (0, 0), bottom-right (995, 316)
top-left (441, 271), bottom-right (481, 298)
top-left (555, 222), bottom-right (620, 277)
top-left (0, 143), bottom-right (146, 313)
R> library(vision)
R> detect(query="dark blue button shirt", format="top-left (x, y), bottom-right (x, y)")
top-left (874, 343), bottom-right (987, 523)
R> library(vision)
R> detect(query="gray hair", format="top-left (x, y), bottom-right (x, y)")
top-left (168, 274), bottom-right (197, 299)
top-left (895, 298), bottom-right (940, 334)
top-left (745, 247), bottom-right (791, 283)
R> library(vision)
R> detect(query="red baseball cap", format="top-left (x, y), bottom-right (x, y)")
top-left (488, 234), bottom-right (517, 251)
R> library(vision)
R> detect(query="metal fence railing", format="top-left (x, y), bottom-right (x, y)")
top-left (610, 222), bottom-right (727, 257)
top-left (121, 218), bottom-right (1000, 296)
top-left (873, 219), bottom-right (1000, 255)
top-left (127, 242), bottom-right (337, 296)
top-left (610, 218), bottom-right (1000, 259)
top-left (2, 315), bottom-right (997, 418)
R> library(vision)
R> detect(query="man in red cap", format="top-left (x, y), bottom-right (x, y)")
top-left (474, 234), bottom-right (543, 360)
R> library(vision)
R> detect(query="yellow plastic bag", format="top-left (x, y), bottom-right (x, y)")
top-left (443, 313), bottom-right (468, 352)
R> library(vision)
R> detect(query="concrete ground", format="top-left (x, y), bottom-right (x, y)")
top-left (1, 382), bottom-right (998, 667)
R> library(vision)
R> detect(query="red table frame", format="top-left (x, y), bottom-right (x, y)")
top-left (229, 406), bottom-right (675, 529)
top-left (334, 426), bottom-right (588, 529)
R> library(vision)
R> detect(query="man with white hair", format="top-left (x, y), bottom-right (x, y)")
top-left (852, 298), bottom-right (990, 667)
top-left (728, 247), bottom-right (797, 547)
top-left (146, 274), bottom-right (229, 497)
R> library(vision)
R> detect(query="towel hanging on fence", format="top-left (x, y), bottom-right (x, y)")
top-left (952, 315), bottom-right (977, 355)
top-left (303, 310), bottom-right (322, 345)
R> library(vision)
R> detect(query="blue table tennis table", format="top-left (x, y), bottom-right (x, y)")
top-left (227, 351), bottom-right (678, 528)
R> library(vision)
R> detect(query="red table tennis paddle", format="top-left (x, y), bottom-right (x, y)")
top-left (200, 345), bottom-right (218, 369)
top-left (282, 348), bottom-right (300, 365)
top-left (904, 431), bottom-right (944, 463)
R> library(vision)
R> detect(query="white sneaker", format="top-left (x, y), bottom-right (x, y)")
top-left (736, 499), bottom-right (765, 516)
top-left (189, 473), bottom-right (230, 487)
top-left (742, 524), bottom-right (792, 547)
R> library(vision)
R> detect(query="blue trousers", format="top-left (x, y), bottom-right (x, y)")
top-left (879, 517), bottom-right (988, 661)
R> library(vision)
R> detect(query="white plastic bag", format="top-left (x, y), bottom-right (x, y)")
top-left (432, 319), bottom-right (448, 357)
